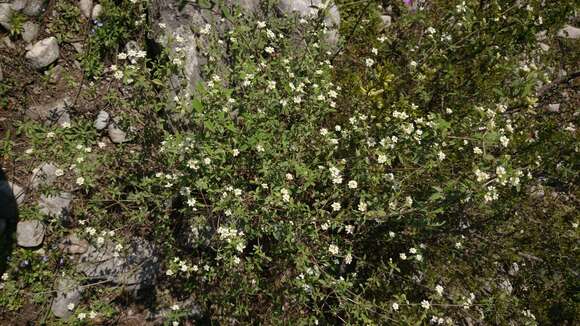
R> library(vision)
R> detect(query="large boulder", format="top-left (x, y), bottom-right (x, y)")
top-left (0, 3), bottom-right (13, 30)
top-left (76, 238), bottom-right (160, 291)
top-left (51, 277), bottom-right (82, 318)
top-left (26, 97), bottom-right (71, 127)
top-left (276, 0), bottom-right (340, 47)
top-left (25, 37), bottom-right (60, 69)
top-left (16, 220), bottom-right (46, 247)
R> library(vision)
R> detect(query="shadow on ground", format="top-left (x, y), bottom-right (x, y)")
top-left (0, 167), bottom-right (17, 275)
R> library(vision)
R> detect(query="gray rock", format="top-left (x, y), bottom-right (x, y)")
top-left (51, 277), bottom-right (82, 318)
top-left (39, 192), bottom-right (73, 217)
top-left (59, 233), bottom-right (89, 254)
top-left (2, 36), bottom-right (15, 49)
top-left (11, 0), bottom-right (27, 11)
top-left (21, 21), bottom-right (39, 43)
top-left (557, 25), bottom-right (580, 39)
top-left (79, 0), bottom-right (92, 18)
top-left (26, 97), bottom-right (71, 126)
top-left (77, 238), bottom-right (159, 290)
top-left (276, 0), bottom-right (340, 47)
top-left (91, 3), bottom-right (102, 19)
top-left (0, 3), bottom-right (13, 30)
top-left (381, 15), bottom-right (392, 27)
top-left (108, 122), bottom-right (127, 143)
top-left (8, 181), bottom-right (26, 205)
top-left (30, 162), bottom-right (59, 189)
top-left (25, 37), bottom-right (60, 69)
top-left (547, 103), bottom-right (560, 112)
top-left (16, 220), bottom-right (45, 247)
top-left (22, 0), bottom-right (45, 16)
top-left (238, 0), bottom-right (260, 12)
top-left (94, 110), bottom-right (109, 130)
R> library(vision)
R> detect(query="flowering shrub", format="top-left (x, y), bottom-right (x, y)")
top-left (125, 1), bottom-right (577, 324)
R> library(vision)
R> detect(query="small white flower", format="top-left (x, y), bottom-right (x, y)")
top-left (399, 253), bottom-right (407, 260)
top-left (166, 269), bottom-right (174, 276)
top-left (203, 157), bottom-right (211, 165)
top-left (392, 302), bottom-right (399, 311)
top-left (421, 300), bottom-right (431, 310)
top-left (348, 180), bottom-right (358, 189)
top-left (344, 253), bottom-right (353, 264)
top-left (89, 311), bottom-right (97, 319)
top-left (435, 285), bottom-right (444, 296)
top-left (328, 244), bottom-right (339, 255)
top-left (257, 21), bottom-right (266, 29)
top-left (25, 148), bottom-right (34, 154)
top-left (473, 147), bottom-right (483, 154)
top-left (78, 312), bottom-right (86, 320)
top-left (500, 135), bottom-right (510, 147)
top-left (256, 144), bottom-right (265, 152)
top-left (61, 122), bottom-right (71, 128)
top-left (286, 173), bottom-right (294, 181)
top-left (67, 303), bottom-right (75, 311)
top-left (55, 169), bottom-right (64, 177)
top-left (265, 46), bottom-right (275, 54)
top-left (331, 202), bottom-right (341, 211)
top-left (1, 273), bottom-right (8, 281)
top-left (320, 128), bottom-right (328, 136)
top-left (365, 58), bottom-right (375, 67)
top-left (76, 177), bottom-right (85, 186)
top-left (171, 304), bottom-right (180, 311)
top-left (437, 151), bottom-right (446, 161)
top-left (358, 201), bottom-right (367, 212)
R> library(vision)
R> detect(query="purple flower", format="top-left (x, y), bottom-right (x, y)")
top-left (403, 0), bottom-right (413, 5)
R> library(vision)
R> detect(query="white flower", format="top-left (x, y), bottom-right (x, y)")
top-left (257, 21), bottom-right (266, 29)
top-left (473, 147), bottom-right (483, 154)
top-left (171, 304), bottom-right (180, 311)
top-left (113, 70), bottom-right (124, 80)
top-left (331, 202), bottom-right (341, 211)
top-left (500, 135), bottom-right (510, 147)
top-left (61, 122), bottom-right (71, 128)
top-left (344, 253), bottom-right (353, 264)
top-left (89, 311), bottom-right (97, 319)
top-left (256, 144), bottom-right (265, 152)
top-left (371, 47), bottom-right (378, 55)
top-left (320, 128), bottom-right (328, 136)
top-left (421, 300), bottom-right (431, 310)
top-left (365, 58), bottom-right (375, 67)
top-left (378, 154), bottom-right (387, 164)
top-left (67, 303), bottom-right (75, 311)
top-left (345, 225), bottom-right (355, 234)
top-left (234, 188), bottom-right (242, 196)
top-left (55, 169), bottom-right (64, 177)
top-left (286, 173), bottom-right (294, 181)
top-left (166, 269), bottom-right (174, 276)
top-left (96, 237), bottom-right (105, 246)
top-left (203, 158), bottom-right (211, 165)
top-left (187, 198), bottom-right (196, 207)
top-left (409, 248), bottom-right (417, 254)
top-left (435, 285), bottom-right (444, 296)
top-left (328, 244), bottom-right (339, 255)
top-left (76, 177), bottom-right (85, 186)
top-left (265, 46), bottom-right (275, 54)
top-left (392, 302), bottom-right (399, 311)
top-left (348, 180), bottom-right (358, 189)
top-left (200, 23), bottom-right (211, 35)
top-left (78, 312), bottom-right (86, 320)
top-left (405, 196), bottom-right (413, 207)
top-left (358, 201), bottom-right (367, 212)
top-left (173, 322), bottom-right (179, 326)
top-left (437, 151), bottom-right (446, 161)
top-left (1, 273), bottom-right (8, 281)
top-left (25, 148), bottom-right (34, 154)
top-left (118, 52), bottom-right (127, 60)
top-left (410, 60), bottom-right (417, 68)
top-left (399, 253), bottom-right (407, 260)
